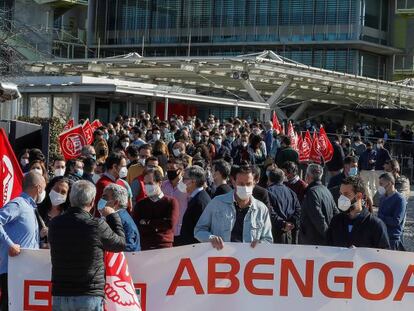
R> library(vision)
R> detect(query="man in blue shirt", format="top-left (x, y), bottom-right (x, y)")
top-left (378, 172), bottom-right (407, 251)
top-left (0, 171), bottom-right (46, 310)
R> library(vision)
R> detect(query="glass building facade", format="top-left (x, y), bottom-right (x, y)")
top-left (94, 1), bottom-right (392, 79)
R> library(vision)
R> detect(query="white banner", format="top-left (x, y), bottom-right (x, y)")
top-left (8, 244), bottom-right (414, 311)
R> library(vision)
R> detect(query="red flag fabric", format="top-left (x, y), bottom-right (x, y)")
top-left (0, 128), bottom-right (23, 208)
top-left (287, 121), bottom-right (297, 150)
top-left (299, 130), bottom-right (312, 163)
top-left (91, 119), bottom-right (103, 132)
top-left (63, 118), bottom-right (74, 131)
top-left (58, 125), bottom-right (87, 160)
top-left (272, 111), bottom-right (282, 134)
top-left (82, 119), bottom-right (94, 145)
top-left (318, 126), bottom-right (334, 162)
top-left (105, 252), bottom-right (142, 311)
top-left (309, 131), bottom-right (322, 164)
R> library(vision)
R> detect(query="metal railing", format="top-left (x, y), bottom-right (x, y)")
top-left (393, 54), bottom-right (414, 75)
top-left (396, 0), bottom-right (414, 15)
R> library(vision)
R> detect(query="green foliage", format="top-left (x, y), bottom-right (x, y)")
top-left (17, 116), bottom-right (64, 162)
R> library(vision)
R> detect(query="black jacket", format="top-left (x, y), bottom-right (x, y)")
top-left (213, 184), bottom-right (233, 198)
top-left (48, 207), bottom-right (126, 297)
top-left (213, 145), bottom-right (233, 164)
top-left (326, 142), bottom-right (344, 172)
top-left (300, 181), bottom-right (339, 246)
top-left (253, 185), bottom-right (270, 208)
top-left (327, 207), bottom-right (390, 249)
top-left (179, 190), bottom-right (211, 245)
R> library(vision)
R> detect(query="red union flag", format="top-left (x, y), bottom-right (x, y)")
top-left (309, 131), bottom-right (322, 164)
top-left (0, 128), bottom-right (23, 208)
top-left (63, 118), bottom-right (74, 131)
top-left (91, 119), bottom-right (103, 132)
top-left (287, 121), bottom-right (298, 150)
top-left (318, 126), bottom-right (334, 162)
top-left (82, 119), bottom-right (94, 145)
top-left (105, 252), bottom-right (142, 311)
top-left (298, 130), bottom-right (312, 163)
top-left (272, 111), bottom-right (282, 134)
top-left (58, 125), bottom-right (87, 160)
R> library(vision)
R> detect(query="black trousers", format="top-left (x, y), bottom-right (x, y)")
top-left (0, 273), bottom-right (8, 311)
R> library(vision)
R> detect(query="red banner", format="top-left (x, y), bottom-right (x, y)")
top-left (318, 127), bottom-right (334, 162)
top-left (287, 121), bottom-right (298, 151)
top-left (105, 252), bottom-right (142, 311)
top-left (63, 119), bottom-right (74, 131)
top-left (0, 128), bottom-right (23, 208)
top-left (298, 130), bottom-right (312, 163)
top-left (309, 131), bottom-right (322, 164)
top-left (272, 111), bottom-right (282, 134)
top-left (82, 119), bottom-right (94, 145)
top-left (91, 119), bottom-right (103, 132)
top-left (58, 125), bottom-right (87, 160)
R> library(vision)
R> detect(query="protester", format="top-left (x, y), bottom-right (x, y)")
top-left (384, 159), bottom-right (411, 201)
top-left (52, 156), bottom-right (66, 178)
top-left (300, 164), bottom-right (339, 245)
top-left (81, 145), bottom-right (97, 160)
top-left (64, 158), bottom-right (84, 184)
top-left (351, 135), bottom-right (366, 157)
top-left (358, 141), bottom-right (377, 198)
top-left (328, 156), bottom-right (358, 189)
top-left (211, 159), bottom-right (232, 197)
top-left (18, 148), bottom-right (30, 170)
top-left (194, 165), bottom-right (273, 249)
top-left (29, 159), bottom-right (49, 183)
top-left (0, 172), bottom-right (46, 310)
top-left (374, 139), bottom-right (392, 190)
top-left (251, 165), bottom-right (271, 208)
top-left (179, 166), bottom-right (211, 245)
top-left (212, 132), bottom-right (232, 163)
top-left (267, 168), bottom-right (301, 244)
top-left (275, 136), bottom-right (299, 167)
top-left (377, 173), bottom-right (407, 250)
top-left (326, 135), bottom-right (345, 179)
top-left (127, 143), bottom-right (152, 184)
top-left (48, 180), bottom-right (126, 311)
top-left (281, 161), bottom-right (308, 203)
top-left (327, 176), bottom-right (390, 249)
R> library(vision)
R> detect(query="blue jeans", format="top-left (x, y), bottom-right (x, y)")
top-left (52, 296), bottom-right (104, 311)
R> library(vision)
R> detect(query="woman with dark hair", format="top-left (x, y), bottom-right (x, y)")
top-left (37, 177), bottom-right (71, 248)
top-left (29, 160), bottom-right (49, 184)
top-left (248, 134), bottom-right (267, 166)
top-left (153, 140), bottom-right (169, 172)
top-left (18, 148), bottom-right (30, 170)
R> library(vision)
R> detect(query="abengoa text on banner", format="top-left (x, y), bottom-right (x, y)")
top-left (9, 243), bottom-right (414, 311)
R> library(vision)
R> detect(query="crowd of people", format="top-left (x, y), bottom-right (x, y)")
top-left (0, 111), bottom-right (410, 310)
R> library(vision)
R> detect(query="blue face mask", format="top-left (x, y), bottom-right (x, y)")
top-left (349, 167), bottom-right (358, 176)
top-left (97, 198), bottom-right (107, 210)
top-left (75, 169), bottom-right (84, 177)
top-left (104, 133), bottom-right (109, 141)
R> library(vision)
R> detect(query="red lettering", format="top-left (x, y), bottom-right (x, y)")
top-left (244, 258), bottom-right (275, 296)
top-left (166, 258), bottom-right (204, 295)
top-left (357, 262), bottom-right (393, 300)
top-left (280, 259), bottom-right (314, 297)
top-left (319, 261), bottom-right (353, 299)
top-left (208, 257), bottom-right (240, 294)
top-left (394, 265), bottom-right (414, 301)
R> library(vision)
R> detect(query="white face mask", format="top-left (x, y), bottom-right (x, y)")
top-left (54, 168), bottom-right (65, 177)
top-left (338, 195), bottom-right (352, 212)
top-left (236, 186), bottom-right (253, 201)
top-left (92, 173), bottom-right (101, 184)
top-left (32, 168), bottom-right (43, 176)
top-left (145, 184), bottom-right (159, 197)
top-left (173, 148), bottom-right (181, 157)
top-left (49, 189), bottom-right (67, 206)
top-left (37, 189), bottom-right (46, 204)
top-left (214, 138), bottom-right (222, 146)
top-left (177, 180), bottom-right (187, 193)
top-left (121, 141), bottom-right (130, 149)
top-left (153, 133), bottom-right (161, 141)
top-left (377, 186), bottom-right (386, 196)
top-left (376, 144), bottom-right (382, 149)
top-left (138, 158), bottom-right (146, 166)
top-left (119, 167), bottom-right (128, 179)
top-left (20, 158), bottom-right (29, 167)
top-left (241, 141), bottom-right (248, 148)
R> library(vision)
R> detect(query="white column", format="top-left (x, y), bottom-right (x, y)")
top-left (164, 97), bottom-right (169, 120)
top-left (71, 93), bottom-right (79, 124)
top-left (234, 101), bottom-right (239, 117)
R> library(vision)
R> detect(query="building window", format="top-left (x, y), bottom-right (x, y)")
top-left (29, 96), bottom-right (51, 118)
top-left (52, 96), bottom-right (72, 119)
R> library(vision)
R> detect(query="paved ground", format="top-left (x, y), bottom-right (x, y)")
top-left (403, 193), bottom-right (414, 252)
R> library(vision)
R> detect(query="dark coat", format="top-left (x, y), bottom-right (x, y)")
top-left (213, 184), bottom-right (233, 198)
top-left (253, 185), bottom-right (270, 208)
top-left (48, 207), bottom-right (126, 297)
top-left (326, 142), bottom-right (344, 172)
top-left (213, 145), bottom-right (233, 164)
top-left (327, 207), bottom-right (390, 249)
top-left (179, 190), bottom-right (211, 245)
top-left (275, 147), bottom-right (299, 167)
top-left (299, 181), bottom-right (339, 245)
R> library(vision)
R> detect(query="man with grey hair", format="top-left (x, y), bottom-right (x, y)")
top-left (49, 180), bottom-right (126, 311)
top-left (103, 184), bottom-right (140, 252)
top-left (81, 145), bottom-right (97, 160)
top-left (179, 165), bottom-right (211, 245)
top-left (300, 164), bottom-right (338, 245)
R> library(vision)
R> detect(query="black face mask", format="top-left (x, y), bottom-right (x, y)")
top-left (167, 170), bottom-right (179, 181)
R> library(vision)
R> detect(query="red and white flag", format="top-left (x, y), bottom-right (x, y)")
top-left (82, 119), bottom-right (94, 145)
top-left (91, 119), bottom-right (103, 132)
top-left (0, 128), bottom-right (23, 208)
top-left (272, 111), bottom-right (282, 134)
top-left (298, 130), bottom-right (312, 163)
top-left (58, 125), bottom-right (87, 160)
top-left (318, 126), bottom-right (334, 162)
top-left (105, 252), bottom-right (142, 311)
top-left (63, 119), bottom-right (74, 131)
top-left (309, 131), bottom-right (322, 164)
top-left (287, 121), bottom-right (298, 150)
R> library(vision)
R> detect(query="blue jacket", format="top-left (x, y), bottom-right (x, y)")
top-left (378, 192), bottom-right (406, 240)
top-left (375, 148), bottom-right (392, 171)
top-left (117, 208), bottom-right (140, 251)
top-left (358, 149), bottom-right (377, 171)
top-left (194, 191), bottom-right (273, 243)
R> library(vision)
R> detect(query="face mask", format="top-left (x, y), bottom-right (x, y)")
top-left (214, 138), bottom-right (222, 146)
top-left (104, 133), bottom-right (109, 141)
top-left (129, 134), bottom-right (135, 141)
top-left (173, 148), bottom-right (181, 157)
top-left (37, 189), bottom-right (46, 204)
top-left (167, 170), bottom-right (179, 181)
top-left (119, 167), bottom-right (128, 179)
top-left (194, 136), bottom-right (201, 143)
top-left (253, 129), bottom-right (262, 135)
top-left (241, 141), bottom-right (248, 148)
top-left (121, 142), bottom-right (130, 149)
top-left (20, 158), bottom-right (29, 166)
top-left (49, 189), bottom-right (67, 206)
top-left (228, 137), bottom-right (235, 143)
top-left (145, 184), bottom-right (159, 197)
top-left (32, 168), bottom-right (43, 175)
top-left (377, 186), bottom-right (386, 196)
top-left (54, 168), bottom-right (65, 177)
top-left (376, 144), bottom-right (382, 149)
top-left (338, 195), bottom-right (353, 212)
top-left (75, 169), bottom-right (83, 178)
top-left (97, 198), bottom-right (107, 210)
top-left (153, 133), bottom-right (161, 141)
top-left (349, 167), bottom-right (358, 177)
top-left (138, 158), bottom-right (146, 166)
top-left (177, 180), bottom-right (187, 193)
top-left (219, 129), bottom-right (225, 135)
top-left (92, 173), bottom-right (101, 184)
top-left (236, 186), bottom-right (253, 201)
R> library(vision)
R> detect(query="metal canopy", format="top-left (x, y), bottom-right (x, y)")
top-left (23, 50), bottom-right (414, 112)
